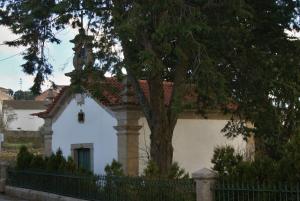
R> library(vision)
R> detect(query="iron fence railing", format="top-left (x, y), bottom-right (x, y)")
top-left (214, 180), bottom-right (300, 201)
top-left (7, 169), bottom-right (196, 201)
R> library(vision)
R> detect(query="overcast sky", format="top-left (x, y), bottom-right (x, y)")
top-left (0, 26), bottom-right (77, 92)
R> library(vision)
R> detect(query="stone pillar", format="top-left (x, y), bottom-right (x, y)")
top-left (0, 161), bottom-right (8, 193)
top-left (113, 106), bottom-right (141, 176)
top-left (192, 168), bottom-right (218, 201)
top-left (245, 121), bottom-right (255, 161)
top-left (40, 118), bottom-right (53, 157)
top-left (112, 77), bottom-right (142, 176)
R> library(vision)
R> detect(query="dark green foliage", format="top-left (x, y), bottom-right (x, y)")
top-left (46, 148), bottom-right (67, 172)
top-left (212, 146), bottom-right (276, 181)
top-left (213, 0), bottom-right (300, 160)
top-left (0, 0), bottom-right (58, 94)
top-left (30, 155), bottom-right (46, 170)
top-left (16, 146), bottom-right (34, 170)
top-left (212, 138), bottom-right (300, 183)
top-left (13, 90), bottom-right (35, 100)
top-left (143, 160), bottom-right (160, 178)
top-left (211, 146), bottom-right (243, 176)
top-left (276, 132), bottom-right (300, 182)
top-left (65, 156), bottom-right (77, 173)
top-left (15, 146), bottom-right (89, 175)
top-left (104, 159), bottom-right (124, 176)
top-left (143, 160), bottom-right (189, 179)
top-left (7, 89), bottom-right (13, 96)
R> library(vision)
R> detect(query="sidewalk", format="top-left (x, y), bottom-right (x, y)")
top-left (0, 194), bottom-right (28, 201)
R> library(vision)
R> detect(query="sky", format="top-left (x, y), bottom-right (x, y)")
top-left (0, 25), bottom-right (299, 92)
top-left (0, 26), bottom-right (77, 92)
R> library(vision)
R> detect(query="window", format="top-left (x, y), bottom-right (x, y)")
top-left (76, 148), bottom-right (91, 171)
top-left (71, 143), bottom-right (94, 172)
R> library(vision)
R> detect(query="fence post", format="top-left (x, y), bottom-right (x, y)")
top-left (0, 161), bottom-right (8, 193)
top-left (192, 168), bottom-right (218, 201)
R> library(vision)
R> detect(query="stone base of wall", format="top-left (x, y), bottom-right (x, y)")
top-left (0, 131), bottom-right (44, 164)
top-left (3, 131), bottom-right (44, 149)
top-left (5, 186), bottom-right (88, 201)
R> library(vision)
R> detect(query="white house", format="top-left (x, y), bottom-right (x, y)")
top-left (1, 100), bottom-right (46, 131)
top-left (35, 78), bottom-right (248, 175)
top-left (0, 87), bottom-right (13, 102)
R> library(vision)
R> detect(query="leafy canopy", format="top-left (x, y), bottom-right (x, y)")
top-left (1, 0), bottom-right (300, 162)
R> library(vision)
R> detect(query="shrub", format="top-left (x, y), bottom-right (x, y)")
top-left (105, 159), bottom-right (124, 176)
top-left (15, 146), bottom-right (87, 175)
top-left (30, 155), bottom-right (46, 170)
top-left (16, 146), bottom-right (34, 169)
top-left (211, 145), bottom-right (243, 176)
top-left (211, 143), bottom-right (300, 182)
top-left (46, 148), bottom-right (67, 172)
top-left (65, 156), bottom-right (77, 173)
top-left (143, 160), bottom-right (189, 179)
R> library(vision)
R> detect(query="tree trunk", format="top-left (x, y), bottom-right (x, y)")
top-left (150, 119), bottom-right (176, 174)
top-left (115, 2), bottom-right (188, 174)
top-left (147, 75), bottom-right (179, 175)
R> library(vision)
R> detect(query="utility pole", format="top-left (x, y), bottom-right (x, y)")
top-left (19, 78), bottom-right (23, 91)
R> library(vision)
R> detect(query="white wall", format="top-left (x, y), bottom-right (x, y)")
top-left (138, 117), bottom-right (246, 174)
top-left (4, 109), bottom-right (45, 131)
top-left (52, 95), bottom-right (117, 175)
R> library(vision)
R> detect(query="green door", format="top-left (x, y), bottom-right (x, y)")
top-left (77, 148), bottom-right (91, 171)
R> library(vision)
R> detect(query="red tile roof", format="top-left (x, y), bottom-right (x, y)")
top-left (34, 78), bottom-right (237, 118)
top-left (35, 86), bottom-right (65, 101)
top-left (93, 78), bottom-right (178, 106)
top-left (32, 86), bottom-right (69, 118)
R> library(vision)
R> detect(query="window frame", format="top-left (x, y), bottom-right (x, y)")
top-left (71, 143), bottom-right (94, 172)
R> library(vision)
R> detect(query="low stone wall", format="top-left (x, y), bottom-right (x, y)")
top-left (5, 186), bottom-right (88, 201)
top-left (3, 131), bottom-right (44, 149)
top-left (0, 131), bottom-right (44, 163)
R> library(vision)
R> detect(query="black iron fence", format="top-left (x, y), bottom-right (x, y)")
top-left (214, 180), bottom-right (300, 201)
top-left (7, 169), bottom-right (196, 201)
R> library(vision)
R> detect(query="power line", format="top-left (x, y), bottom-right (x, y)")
top-left (0, 51), bottom-right (23, 62)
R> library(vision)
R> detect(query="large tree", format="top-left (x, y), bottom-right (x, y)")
top-left (1, 0), bottom-right (300, 174)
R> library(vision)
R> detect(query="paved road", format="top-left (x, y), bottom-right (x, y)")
top-left (0, 194), bottom-right (28, 201)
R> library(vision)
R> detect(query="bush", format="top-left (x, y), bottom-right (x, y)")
top-left (15, 146), bottom-right (90, 175)
top-left (212, 138), bottom-right (300, 183)
top-left (46, 148), bottom-right (67, 172)
top-left (211, 145), bottom-right (243, 176)
top-left (16, 146), bottom-right (34, 169)
top-left (65, 156), bottom-right (77, 173)
top-left (143, 160), bottom-right (189, 179)
top-left (105, 159), bottom-right (124, 176)
top-left (30, 155), bottom-right (46, 170)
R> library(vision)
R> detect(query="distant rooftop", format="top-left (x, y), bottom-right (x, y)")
top-left (35, 86), bottom-right (65, 101)
top-left (2, 100), bottom-right (48, 110)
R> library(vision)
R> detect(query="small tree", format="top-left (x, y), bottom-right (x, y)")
top-left (16, 146), bottom-right (34, 170)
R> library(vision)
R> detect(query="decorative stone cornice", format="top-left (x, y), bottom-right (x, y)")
top-left (113, 125), bottom-right (142, 133)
